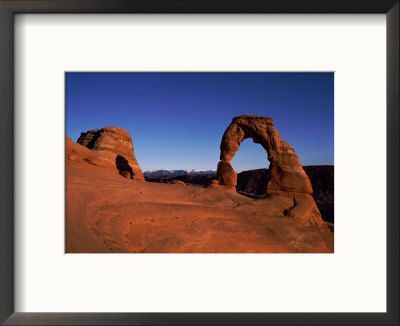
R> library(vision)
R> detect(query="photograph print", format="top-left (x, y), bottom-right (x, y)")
top-left (65, 72), bottom-right (334, 253)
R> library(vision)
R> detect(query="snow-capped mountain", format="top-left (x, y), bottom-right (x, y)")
top-left (143, 169), bottom-right (216, 177)
top-left (189, 169), bottom-right (216, 175)
top-left (143, 169), bottom-right (188, 177)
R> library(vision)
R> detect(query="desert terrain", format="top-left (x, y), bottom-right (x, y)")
top-left (67, 159), bottom-right (333, 253)
top-left (145, 166), bottom-right (334, 224)
top-left (66, 116), bottom-right (333, 253)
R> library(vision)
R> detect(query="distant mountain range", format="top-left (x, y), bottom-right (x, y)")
top-left (143, 169), bottom-right (216, 177)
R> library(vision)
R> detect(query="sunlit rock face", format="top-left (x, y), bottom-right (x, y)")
top-left (216, 115), bottom-right (323, 225)
top-left (77, 126), bottom-right (145, 181)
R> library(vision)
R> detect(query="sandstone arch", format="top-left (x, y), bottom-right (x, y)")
top-left (216, 115), bottom-right (323, 225)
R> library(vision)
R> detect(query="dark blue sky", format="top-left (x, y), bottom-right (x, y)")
top-left (66, 72), bottom-right (334, 172)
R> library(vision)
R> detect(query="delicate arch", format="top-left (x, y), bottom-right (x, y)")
top-left (216, 115), bottom-right (312, 195)
top-left (215, 115), bottom-right (324, 225)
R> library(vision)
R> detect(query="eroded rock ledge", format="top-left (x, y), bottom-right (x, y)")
top-left (77, 127), bottom-right (145, 181)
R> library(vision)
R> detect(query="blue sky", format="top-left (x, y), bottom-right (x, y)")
top-left (66, 72), bottom-right (334, 172)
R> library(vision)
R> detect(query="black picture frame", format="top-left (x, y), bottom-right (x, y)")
top-left (0, 1), bottom-right (398, 325)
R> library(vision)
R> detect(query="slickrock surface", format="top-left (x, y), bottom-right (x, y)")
top-left (66, 137), bottom-right (332, 253)
top-left (216, 115), bottom-right (323, 225)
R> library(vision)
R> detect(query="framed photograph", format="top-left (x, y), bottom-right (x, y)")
top-left (65, 71), bottom-right (334, 254)
top-left (0, 1), bottom-right (398, 325)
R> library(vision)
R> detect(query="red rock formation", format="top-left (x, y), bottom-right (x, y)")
top-left (216, 115), bottom-right (323, 225)
top-left (66, 126), bottom-right (332, 253)
top-left (66, 136), bottom-right (113, 168)
top-left (77, 127), bottom-right (145, 181)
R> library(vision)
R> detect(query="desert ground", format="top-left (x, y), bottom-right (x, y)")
top-left (67, 160), bottom-right (333, 253)
top-left (66, 124), bottom-right (333, 253)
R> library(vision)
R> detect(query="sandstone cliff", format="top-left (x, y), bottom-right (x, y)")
top-left (77, 127), bottom-right (145, 181)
